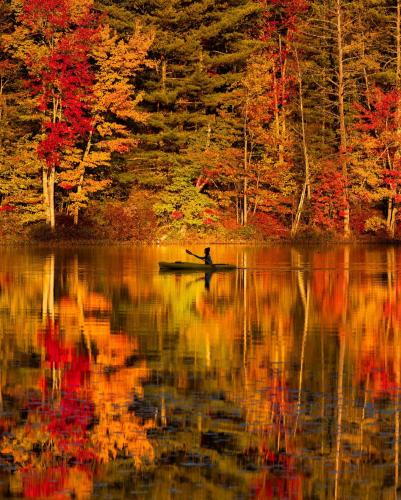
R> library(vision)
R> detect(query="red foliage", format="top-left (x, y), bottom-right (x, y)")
top-left (354, 87), bottom-right (401, 193)
top-left (350, 207), bottom-right (377, 235)
top-left (355, 87), bottom-right (400, 134)
top-left (311, 162), bottom-right (347, 231)
top-left (260, 0), bottom-right (309, 42)
top-left (257, 0), bottom-right (309, 140)
top-left (221, 216), bottom-right (240, 230)
top-left (21, 0), bottom-right (98, 169)
top-left (252, 212), bottom-right (289, 238)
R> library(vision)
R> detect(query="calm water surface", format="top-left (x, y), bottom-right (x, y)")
top-left (0, 245), bottom-right (400, 499)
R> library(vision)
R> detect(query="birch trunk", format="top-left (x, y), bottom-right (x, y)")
top-left (49, 167), bottom-right (55, 230)
top-left (73, 131), bottom-right (93, 225)
top-left (292, 50), bottom-right (311, 236)
top-left (388, 0), bottom-right (401, 238)
top-left (336, 0), bottom-right (350, 238)
top-left (243, 93), bottom-right (249, 226)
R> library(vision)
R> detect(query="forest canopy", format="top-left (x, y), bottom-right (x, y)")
top-left (1, 0), bottom-right (401, 241)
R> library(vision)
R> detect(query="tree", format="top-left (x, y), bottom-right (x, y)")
top-left (101, 0), bottom-right (262, 232)
top-left (3, 0), bottom-right (99, 230)
top-left (64, 24), bottom-right (154, 225)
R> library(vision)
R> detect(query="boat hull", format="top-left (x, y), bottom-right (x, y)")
top-left (159, 262), bottom-right (236, 271)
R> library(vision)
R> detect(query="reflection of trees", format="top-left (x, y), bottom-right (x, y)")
top-left (0, 250), bottom-right (154, 498)
top-left (4, 246), bottom-right (401, 497)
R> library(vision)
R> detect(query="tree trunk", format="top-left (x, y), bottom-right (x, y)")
top-left (292, 50), bottom-right (311, 237)
top-left (389, 0), bottom-right (401, 238)
top-left (73, 131), bottom-right (92, 226)
top-left (243, 93), bottom-right (249, 226)
top-left (49, 167), bottom-right (55, 230)
top-left (336, 0), bottom-right (350, 238)
top-left (42, 167), bottom-right (51, 225)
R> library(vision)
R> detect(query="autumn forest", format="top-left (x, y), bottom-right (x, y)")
top-left (2, 0), bottom-right (401, 241)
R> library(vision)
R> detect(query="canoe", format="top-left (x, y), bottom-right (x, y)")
top-left (159, 261), bottom-right (236, 271)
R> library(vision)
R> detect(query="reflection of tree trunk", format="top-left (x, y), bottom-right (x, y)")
top-left (321, 326), bottom-right (325, 455)
top-left (42, 253), bottom-right (55, 321)
top-left (335, 333), bottom-right (345, 500)
top-left (72, 254), bottom-right (92, 360)
top-left (243, 252), bottom-right (247, 368)
top-left (0, 366), bottom-right (3, 413)
top-left (161, 395), bottom-right (167, 427)
top-left (391, 247), bottom-right (400, 490)
top-left (395, 341), bottom-right (400, 492)
top-left (335, 247), bottom-right (349, 500)
top-left (294, 251), bottom-right (310, 435)
top-left (360, 372), bottom-right (369, 453)
top-left (43, 254), bottom-right (57, 391)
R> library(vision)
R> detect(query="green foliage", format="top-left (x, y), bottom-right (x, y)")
top-left (153, 175), bottom-right (215, 228)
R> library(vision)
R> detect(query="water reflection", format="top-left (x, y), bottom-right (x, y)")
top-left (1, 245), bottom-right (401, 498)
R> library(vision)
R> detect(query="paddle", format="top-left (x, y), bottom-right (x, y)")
top-left (185, 249), bottom-right (194, 256)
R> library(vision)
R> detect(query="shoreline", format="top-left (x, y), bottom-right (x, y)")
top-left (1, 236), bottom-right (401, 247)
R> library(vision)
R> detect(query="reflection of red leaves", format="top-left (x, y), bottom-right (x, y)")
top-left (38, 321), bottom-right (72, 368)
top-left (21, 465), bottom-right (93, 498)
top-left (37, 320), bottom-right (95, 463)
top-left (358, 356), bottom-right (395, 396)
top-left (59, 182), bottom-right (74, 190)
top-left (0, 204), bottom-right (15, 212)
top-left (22, 466), bottom-right (67, 498)
top-left (253, 452), bottom-right (303, 500)
top-left (171, 210), bottom-right (183, 220)
top-left (311, 251), bottom-right (348, 323)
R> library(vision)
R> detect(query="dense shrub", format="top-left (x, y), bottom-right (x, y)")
top-left (87, 192), bottom-right (158, 241)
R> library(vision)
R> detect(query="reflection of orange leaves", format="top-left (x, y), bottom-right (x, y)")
top-left (83, 292), bottom-right (111, 312)
top-left (91, 408), bottom-right (154, 465)
top-left (312, 252), bottom-right (348, 324)
top-left (90, 332), bottom-right (154, 467)
top-left (95, 333), bottom-right (139, 366)
top-left (91, 364), bottom-right (154, 467)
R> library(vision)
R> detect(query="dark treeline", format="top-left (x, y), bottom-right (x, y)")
top-left (1, 0), bottom-right (401, 241)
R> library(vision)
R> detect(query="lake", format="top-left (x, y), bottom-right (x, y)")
top-left (0, 244), bottom-right (399, 499)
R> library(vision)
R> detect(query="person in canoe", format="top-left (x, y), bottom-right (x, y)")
top-left (186, 247), bottom-right (213, 265)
